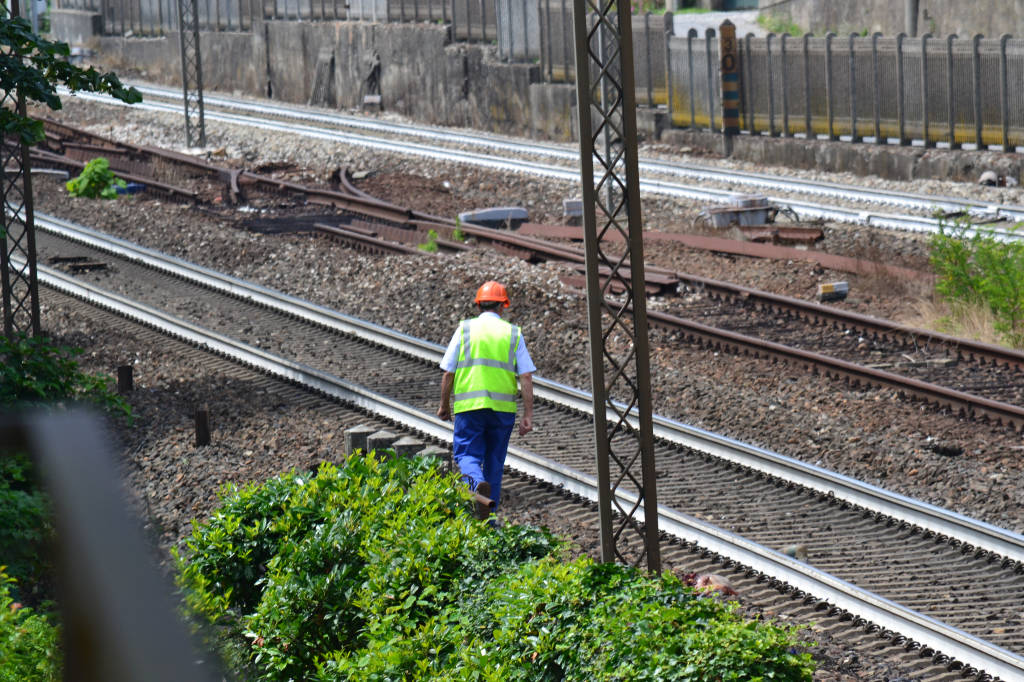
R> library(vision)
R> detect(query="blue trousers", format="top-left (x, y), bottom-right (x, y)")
top-left (452, 409), bottom-right (516, 509)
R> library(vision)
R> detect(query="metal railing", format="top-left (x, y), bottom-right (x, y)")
top-left (52, 0), bottom-right (1024, 149)
top-left (638, 22), bottom-right (1024, 150)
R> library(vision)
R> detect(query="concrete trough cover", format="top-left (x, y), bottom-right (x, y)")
top-left (458, 206), bottom-right (528, 230)
top-left (728, 193), bottom-right (769, 208)
top-left (562, 198), bottom-right (583, 218)
top-left (817, 281), bottom-right (849, 302)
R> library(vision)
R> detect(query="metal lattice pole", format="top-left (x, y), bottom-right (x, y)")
top-left (1, 0), bottom-right (41, 339)
top-left (177, 0), bottom-right (206, 147)
top-left (571, 0), bottom-right (660, 572)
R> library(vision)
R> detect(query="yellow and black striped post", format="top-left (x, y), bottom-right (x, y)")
top-left (719, 20), bottom-right (741, 140)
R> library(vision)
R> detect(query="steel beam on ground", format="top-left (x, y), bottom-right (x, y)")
top-left (571, 0), bottom-right (660, 572)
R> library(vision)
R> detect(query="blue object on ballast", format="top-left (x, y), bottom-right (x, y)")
top-left (458, 207), bottom-right (528, 230)
top-left (117, 182), bottom-right (146, 195)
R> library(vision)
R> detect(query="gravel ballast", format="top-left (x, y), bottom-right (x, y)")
top-left (21, 93), bottom-right (1024, 681)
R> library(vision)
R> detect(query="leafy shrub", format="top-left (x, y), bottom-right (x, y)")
top-left (65, 157), bottom-right (127, 199)
top-left (0, 569), bottom-right (60, 682)
top-left (0, 333), bottom-right (131, 604)
top-left (176, 452), bottom-right (814, 681)
top-left (0, 456), bottom-right (53, 605)
top-left (418, 228), bottom-right (440, 253)
top-left (930, 219), bottom-right (1024, 346)
top-left (0, 333), bottom-right (131, 419)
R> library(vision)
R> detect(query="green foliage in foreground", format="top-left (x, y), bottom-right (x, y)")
top-left (65, 157), bottom-right (127, 200)
top-left (0, 14), bottom-right (140, 146)
top-left (930, 219), bottom-right (1024, 346)
top-left (1, 333), bottom-right (131, 601)
top-left (0, 456), bottom-right (52, 605)
top-left (176, 453), bottom-right (814, 681)
top-left (0, 333), bottom-right (130, 419)
top-left (0, 570), bottom-right (60, 682)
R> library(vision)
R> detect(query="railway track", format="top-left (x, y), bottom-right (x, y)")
top-left (24, 216), bottom-right (1024, 681)
top-left (60, 83), bottom-right (1024, 239)
top-left (31, 158), bottom-right (1024, 431)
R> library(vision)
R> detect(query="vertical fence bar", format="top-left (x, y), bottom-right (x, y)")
top-left (524, 0), bottom-right (530, 60)
top-left (562, 2), bottom-right (571, 81)
top-left (872, 32), bottom-right (882, 142)
top-left (803, 33), bottom-right (812, 138)
top-left (705, 27), bottom-right (715, 132)
top-left (897, 32), bottom-right (907, 145)
top-left (541, 0), bottom-right (549, 78)
top-left (645, 13), bottom-right (653, 107)
top-left (743, 32), bottom-right (753, 133)
top-left (972, 34), bottom-right (983, 149)
top-left (946, 34), bottom-right (957, 148)
top-left (825, 32), bottom-right (836, 140)
top-left (921, 33), bottom-right (932, 146)
top-left (766, 33), bottom-right (776, 135)
top-left (664, 12), bottom-right (673, 126)
top-left (1000, 34), bottom-right (1011, 151)
top-left (687, 28), bottom-right (696, 127)
top-left (848, 33), bottom-right (858, 141)
top-left (504, 0), bottom-right (512, 60)
top-left (780, 33), bottom-right (789, 136)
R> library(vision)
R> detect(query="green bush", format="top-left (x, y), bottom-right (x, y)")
top-left (0, 456), bottom-right (53, 605)
top-left (418, 228), bottom-right (440, 253)
top-left (1, 333), bottom-right (132, 601)
top-left (0, 333), bottom-right (131, 419)
top-left (930, 219), bottom-right (1024, 346)
top-left (176, 452), bottom-right (814, 681)
top-left (65, 157), bottom-right (127, 199)
top-left (0, 569), bottom-right (60, 682)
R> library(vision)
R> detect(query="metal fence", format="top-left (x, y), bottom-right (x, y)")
top-left (58, 0), bottom-right (476, 35)
top-left (638, 23), bottom-right (1024, 150)
top-left (58, 0), bottom-right (257, 33)
top-left (54, 0), bottom-right (1024, 149)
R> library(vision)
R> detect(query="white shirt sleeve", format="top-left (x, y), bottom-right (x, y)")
top-left (515, 337), bottom-right (536, 375)
top-left (439, 327), bottom-right (461, 373)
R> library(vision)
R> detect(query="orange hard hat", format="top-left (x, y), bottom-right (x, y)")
top-left (474, 281), bottom-right (510, 308)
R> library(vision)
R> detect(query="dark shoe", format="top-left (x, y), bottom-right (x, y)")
top-left (474, 480), bottom-right (493, 520)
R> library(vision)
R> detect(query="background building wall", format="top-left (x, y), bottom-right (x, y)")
top-left (761, 0), bottom-right (1024, 38)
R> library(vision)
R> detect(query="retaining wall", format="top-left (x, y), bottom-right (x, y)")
top-left (65, 17), bottom-right (1024, 184)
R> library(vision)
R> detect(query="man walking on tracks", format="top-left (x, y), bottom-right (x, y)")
top-left (437, 281), bottom-right (534, 515)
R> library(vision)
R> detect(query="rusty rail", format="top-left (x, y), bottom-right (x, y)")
top-left (35, 119), bottom-right (1024, 387)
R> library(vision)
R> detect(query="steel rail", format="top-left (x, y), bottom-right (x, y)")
top-left (29, 258), bottom-right (1024, 682)
top-left (671, 272), bottom-right (1024, 369)
top-left (58, 88), bottom-right (1024, 240)
top-left (120, 83), bottom-right (1024, 224)
top-left (34, 212), bottom-right (1024, 562)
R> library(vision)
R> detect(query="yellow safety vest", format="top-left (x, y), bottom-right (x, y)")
top-left (452, 316), bottom-right (521, 414)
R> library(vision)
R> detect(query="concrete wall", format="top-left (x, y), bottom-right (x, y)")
top-left (78, 20), bottom-right (547, 135)
top-left (52, 10), bottom-right (1024, 184)
top-left (761, 0), bottom-right (1024, 38)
